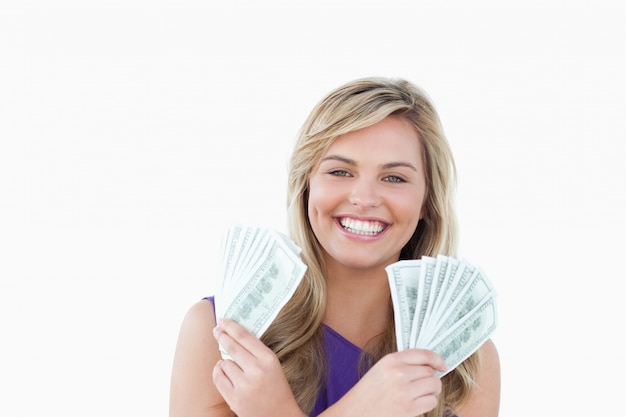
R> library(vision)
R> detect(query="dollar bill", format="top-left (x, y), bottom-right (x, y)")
top-left (429, 257), bottom-right (460, 321)
top-left (215, 225), bottom-right (307, 359)
top-left (430, 267), bottom-right (494, 342)
top-left (415, 254), bottom-right (451, 346)
top-left (385, 255), bottom-right (497, 376)
top-left (409, 256), bottom-right (436, 348)
top-left (386, 260), bottom-right (422, 351)
top-left (216, 224), bottom-right (243, 319)
top-left (430, 294), bottom-right (497, 377)
top-left (429, 259), bottom-right (476, 330)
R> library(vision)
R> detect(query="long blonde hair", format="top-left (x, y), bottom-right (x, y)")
top-left (260, 77), bottom-right (480, 416)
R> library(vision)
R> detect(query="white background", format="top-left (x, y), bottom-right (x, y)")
top-left (1, 1), bottom-right (625, 416)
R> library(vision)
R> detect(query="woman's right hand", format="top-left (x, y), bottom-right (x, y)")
top-left (326, 349), bottom-right (447, 417)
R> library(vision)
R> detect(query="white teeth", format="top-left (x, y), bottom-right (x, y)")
top-left (339, 218), bottom-right (385, 235)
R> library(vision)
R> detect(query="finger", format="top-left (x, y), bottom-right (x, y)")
top-left (215, 318), bottom-right (256, 344)
top-left (214, 357), bottom-right (249, 391)
top-left (411, 393), bottom-right (439, 414)
top-left (409, 373), bottom-right (442, 399)
top-left (215, 318), bottom-right (270, 360)
top-left (213, 323), bottom-right (254, 364)
top-left (404, 364), bottom-right (439, 382)
top-left (212, 360), bottom-right (234, 395)
top-left (399, 349), bottom-right (448, 373)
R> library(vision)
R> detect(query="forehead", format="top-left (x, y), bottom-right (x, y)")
top-left (322, 116), bottom-right (423, 163)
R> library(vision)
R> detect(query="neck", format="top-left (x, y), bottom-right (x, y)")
top-left (323, 263), bottom-right (392, 348)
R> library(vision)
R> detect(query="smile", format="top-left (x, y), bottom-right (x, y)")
top-left (339, 218), bottom-right (387, 235)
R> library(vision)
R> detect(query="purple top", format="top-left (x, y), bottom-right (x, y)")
top-left (310, 324), bottom-right (365, 416)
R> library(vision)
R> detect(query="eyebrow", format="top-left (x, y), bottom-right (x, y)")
top-left (320, 155), bottom-right (418, 172)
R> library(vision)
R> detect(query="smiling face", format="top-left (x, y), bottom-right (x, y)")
top-left (307, 116), bottom-right (427, 274)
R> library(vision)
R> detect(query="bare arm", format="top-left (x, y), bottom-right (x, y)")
top-left (169, 299), bottom-right (235, 417)
top-left (454, 339), bottom-right (501, 417)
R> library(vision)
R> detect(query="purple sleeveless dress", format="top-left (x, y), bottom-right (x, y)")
top-left (206, 297), bottom-right (457, 417)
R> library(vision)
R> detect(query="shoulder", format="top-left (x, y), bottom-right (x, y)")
top-left (183, 298), bottom-right (217, 330)
top-left (479, 338), bottom-right (500, 373)
top-left (174, 298), bottom-right (218, 346)
top-left (170, 299), bottom-right (233, 417)
top-left (456, 339), bottom-right (501, 417)
top-left (172, 298), bottom-right (220, 371)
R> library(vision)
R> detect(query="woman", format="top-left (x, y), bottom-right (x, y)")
top-left (169, 77), bottom-right (501, 417)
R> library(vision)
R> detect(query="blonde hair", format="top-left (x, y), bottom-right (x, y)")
top-left (260, 77), bottom-right (480, 416)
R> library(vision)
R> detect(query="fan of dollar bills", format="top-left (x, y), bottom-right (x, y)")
top-left (386, 255), bottom-right (498, 376)
top-left (215, 224), bottom-right (308, 358)
top-left (216, 225), bottom-right (497, 375)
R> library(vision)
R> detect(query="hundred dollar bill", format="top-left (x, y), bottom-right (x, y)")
top-left (429, 293), bottom-right (497, 377)
top-left (275, 230), bottom-right (304, 256)
top-left (430, 267), bottom-right (495, 342)
top-left (232, 229), bottom-right (270, 293)
top-left (386, 260), bottom-right (422, 351)
top-left (218, 230), bottom-right (307, 357)
top-left (429, 259), bottom-right (476, 330)
top-left (429, 257), bottom-right (460, 321)
top-left (218, 225), bottom-right (276, 318)
top-left (216, 224), bottom-right (243, 319)
top-left (415, 254), bottom-right (450, 346)
top-left (409, 256), bottom-right (437, 348)
top-left (230, 227), bottom-right (266, 293)
top-left (385, 254), bottom-right (498, 376)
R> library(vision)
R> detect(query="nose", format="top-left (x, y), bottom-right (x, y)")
top-left (348, 177), bottom-right (382, 208)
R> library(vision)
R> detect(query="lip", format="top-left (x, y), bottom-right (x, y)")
top-left (333, 215), bottom-right (390, 240)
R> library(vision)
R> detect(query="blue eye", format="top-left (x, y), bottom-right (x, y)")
top-left (329, 170), bottom-right (351, 177)
top-left (384, 175), bottom-right (405, 183)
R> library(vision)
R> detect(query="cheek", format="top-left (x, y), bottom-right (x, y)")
top-left (306, 197), bottom-right (317, 225)
top-left (307, 179), bottom-right (330, 216)
top-left (306, 183), bottom-right (323, 226)
top-left (306, 191), bottom-right (329, 246)
top-left (397, 194), bottom-right (425, 228)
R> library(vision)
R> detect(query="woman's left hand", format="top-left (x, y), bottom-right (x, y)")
top-left (212, 318), bottom-right (306, 417)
